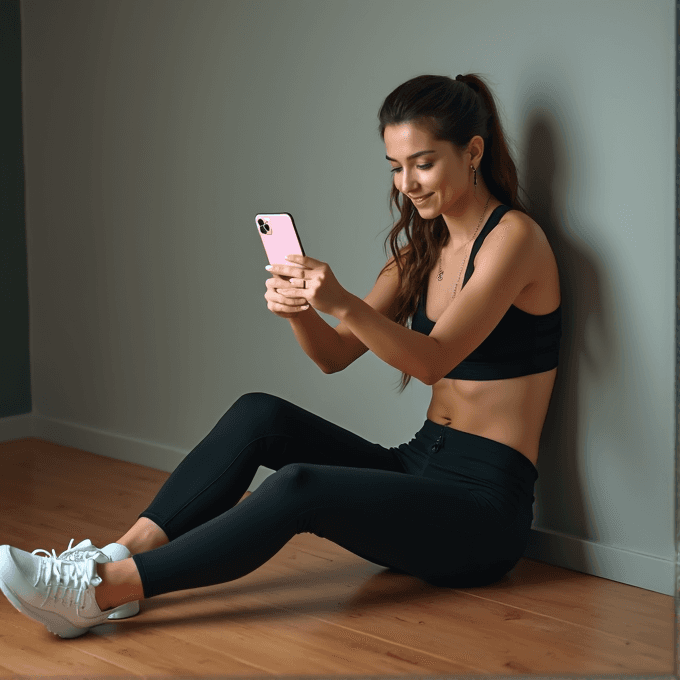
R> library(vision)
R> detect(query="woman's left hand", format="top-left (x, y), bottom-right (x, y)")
top-left (266, 254), bottom-right (351, 318)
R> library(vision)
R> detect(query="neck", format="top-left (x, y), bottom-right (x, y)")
top-left (441, 190), bottom-right (493, 251)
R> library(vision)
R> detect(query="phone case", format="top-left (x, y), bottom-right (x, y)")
top-left (256, 213), bottom-right (306, 267)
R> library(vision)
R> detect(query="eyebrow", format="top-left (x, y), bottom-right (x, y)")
top-left (385, 149), bottom-right (436, 162)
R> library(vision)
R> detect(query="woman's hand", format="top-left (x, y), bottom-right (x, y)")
top-left (264, 254), bottom-right (351, 318)
top-left (264, 266), bottom-right (310, 319)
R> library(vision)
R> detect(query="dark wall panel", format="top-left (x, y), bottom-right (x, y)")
top-left (0, 0), bottom-right (32, 418)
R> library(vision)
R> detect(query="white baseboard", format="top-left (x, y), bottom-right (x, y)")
top-left (1, 414), bottom-right (674, 596)
top-left (0, 413), bottom-right (278, 491)
top-left (0, 412), bottom-right (36, 442)
top-left (524, 525), bottom-right (675, 596)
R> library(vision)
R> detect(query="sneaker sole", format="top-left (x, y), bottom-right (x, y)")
top-left (0, 571), bottom-right (136, 637)
top-left (107, 599), bottom-right (139, 619)
top-left (0, 577), bottom-right (90, 638)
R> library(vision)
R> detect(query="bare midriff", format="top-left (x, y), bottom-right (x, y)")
top-left (424, 205), bottom-right (561, 468)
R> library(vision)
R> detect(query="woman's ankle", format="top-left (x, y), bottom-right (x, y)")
top-left (115, 517), bottom-right (170, 556)
top-left (95, 559), bottom-right (145, 612)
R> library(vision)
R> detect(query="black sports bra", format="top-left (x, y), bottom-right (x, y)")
top-left (410, 205), bottom-right (562, 381)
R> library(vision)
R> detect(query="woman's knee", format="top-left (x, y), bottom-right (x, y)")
top-left (252, 463), bottom-right (318, 508)
top-left (219, 392), bottom-right (291, 432)
top-left (258, 463), bottom-right (323, 502)
top-left (273, 462), bottom-right (316, 488)
top-left (235, 391), bottom-right (284, 413)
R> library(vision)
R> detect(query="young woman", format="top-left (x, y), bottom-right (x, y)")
top-left (0, 73), bottom-right (561, 639)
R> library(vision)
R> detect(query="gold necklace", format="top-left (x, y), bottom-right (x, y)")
top-left (437, 190), bottom-right (491, 300)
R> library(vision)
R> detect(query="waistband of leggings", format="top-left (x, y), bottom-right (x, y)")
top-left (422, 418), bottom-right (538, 484)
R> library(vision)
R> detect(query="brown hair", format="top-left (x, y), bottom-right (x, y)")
top-left (376, 73), bottom-right (533, 394)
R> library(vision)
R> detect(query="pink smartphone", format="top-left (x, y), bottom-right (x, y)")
top-left (256, 213), bottom-right (306, 270)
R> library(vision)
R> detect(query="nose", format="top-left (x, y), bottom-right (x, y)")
top-left (398, 168), bottom-right (421, 195)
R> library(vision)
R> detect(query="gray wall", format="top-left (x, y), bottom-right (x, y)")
top-left (2, 0), bottom-right (674, 596)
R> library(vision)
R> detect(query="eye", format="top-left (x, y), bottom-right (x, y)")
top-left (390, 163), bottom-right (433, 174)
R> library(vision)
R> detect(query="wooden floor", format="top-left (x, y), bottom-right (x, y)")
top-left (0, 437), bottom-right (674, 677)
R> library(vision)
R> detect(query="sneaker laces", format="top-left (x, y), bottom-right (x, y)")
top-left (32, 539), bottom-right (103, 563)
top-left (31, 553), bottom-right (102, 610)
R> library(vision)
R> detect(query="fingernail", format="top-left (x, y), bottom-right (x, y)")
top-left (265, 265), bottom-right (272, 270)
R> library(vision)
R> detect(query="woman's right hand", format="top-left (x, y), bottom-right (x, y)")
top-left (265, 272), bottom-right (310, 318)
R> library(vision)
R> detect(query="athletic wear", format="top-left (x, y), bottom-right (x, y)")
top-left (52, 540), bottom-right (138, 620)
top-left (132, 392), bottom-right (537, 595)
top-left (0, 546), bottom-right (122, 639)
top-left (411, 204), bottom-right (562, 380)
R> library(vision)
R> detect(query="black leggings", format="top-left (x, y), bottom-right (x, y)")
top-left (132, 392), bottom-right (538, 595)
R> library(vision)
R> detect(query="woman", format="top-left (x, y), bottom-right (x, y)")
top-left (0, 73), bottom-right (561, 639)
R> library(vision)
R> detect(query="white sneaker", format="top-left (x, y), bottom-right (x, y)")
top-left (53, 539), bottom-right (139, 619)
top-left (0, 544), bottom-right (129, 638)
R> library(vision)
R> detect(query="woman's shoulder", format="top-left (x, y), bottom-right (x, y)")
top-left (478, 207), bottom-right (545, 277)
top-left (495, 208), bottom-right (561, 309)
top-left (498, 205), bottom-right (531, 227)
top-left (496, 207), bottom-right (545, 246)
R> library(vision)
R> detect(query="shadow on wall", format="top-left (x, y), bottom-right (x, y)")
top-left (521, 112), bottom-right (605, 542)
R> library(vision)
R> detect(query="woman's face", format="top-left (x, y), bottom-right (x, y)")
top-left (384, 122), bottom-right (472, 217)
